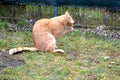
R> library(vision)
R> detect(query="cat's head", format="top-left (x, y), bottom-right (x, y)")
top-left (64, 11), bottom-right (74, 31)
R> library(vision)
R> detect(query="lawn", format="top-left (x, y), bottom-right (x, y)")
top-left (0, 30), bottom-right (120, 80)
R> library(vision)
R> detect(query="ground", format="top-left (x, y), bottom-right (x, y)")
top-left (0, 29), bottom-right (120, 80)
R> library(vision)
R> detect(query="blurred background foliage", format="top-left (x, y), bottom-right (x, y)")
top-left (0, 4), bottom-right (120, 30)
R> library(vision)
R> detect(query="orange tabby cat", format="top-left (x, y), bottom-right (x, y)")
top-left (9, 11), bottom-right (74, 55)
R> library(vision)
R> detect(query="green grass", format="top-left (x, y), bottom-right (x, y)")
top-left (0, 20), bottom-right (8, 29)
top-left (0, 30), bottom-right (120, 80)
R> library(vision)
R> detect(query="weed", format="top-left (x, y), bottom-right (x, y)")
top-left (0, 20), bottom-right (8, 29)
top-left (17, 20), bottom-right (27, 27)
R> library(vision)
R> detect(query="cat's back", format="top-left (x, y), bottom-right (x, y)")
top-left (32, 18), bottom-right (52, 32)
top-left (34, 19), bottom-right (51, 27)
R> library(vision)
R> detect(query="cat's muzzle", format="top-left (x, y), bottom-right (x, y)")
top-left (64, 26), bottom-right (74, 31)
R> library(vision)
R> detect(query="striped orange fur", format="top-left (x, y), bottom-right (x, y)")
top-left (9, 11), bottom-right (74, 55)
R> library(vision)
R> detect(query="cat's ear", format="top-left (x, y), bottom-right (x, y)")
top-left (65, 11), bottom-right (74, 24)
top-left (65, 11), bottom-right (70, 20)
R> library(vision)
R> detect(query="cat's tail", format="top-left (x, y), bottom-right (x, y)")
top-left (9, 47), bottom-right (38, 55)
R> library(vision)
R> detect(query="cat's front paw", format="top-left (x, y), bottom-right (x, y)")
top-left (54, 49), bottom-right (64, 53)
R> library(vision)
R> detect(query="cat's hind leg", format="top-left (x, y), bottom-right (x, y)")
top-left (48, 47), bottom-right (64, 53)
top-left (54, 49), bottom-right (64, 53)
top-left (47, 41), bottom-right (65, 53)
top-left (46, 33), bottom-right (64, 53)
